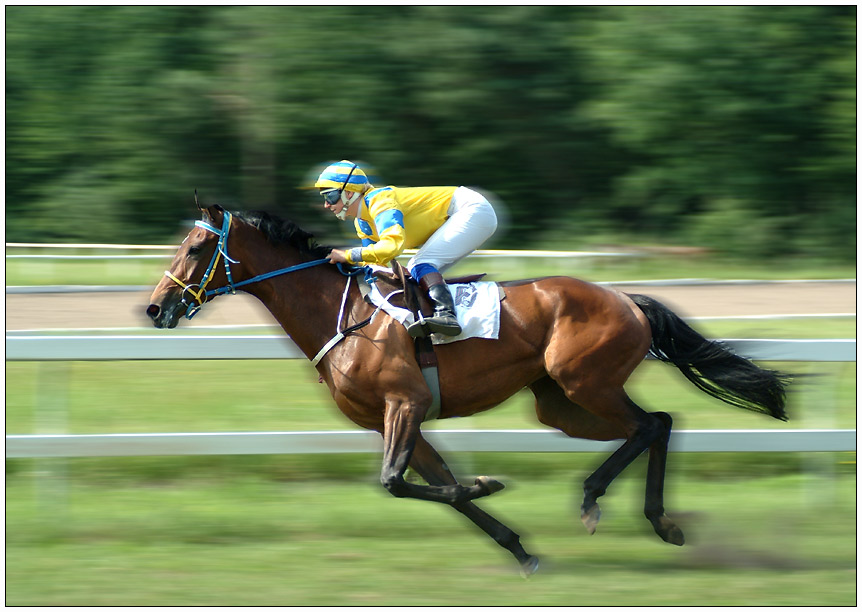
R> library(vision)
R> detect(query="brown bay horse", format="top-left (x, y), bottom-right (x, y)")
top-left (146, 201), bottom-right (788, 576)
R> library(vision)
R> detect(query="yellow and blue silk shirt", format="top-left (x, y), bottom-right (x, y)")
top-left (345, 186), bottom-right (457, 266)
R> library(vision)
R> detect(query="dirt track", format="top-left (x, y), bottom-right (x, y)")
top-left (5, 281), bottom-right (856, 330)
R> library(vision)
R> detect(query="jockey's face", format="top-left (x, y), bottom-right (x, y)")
top-left (321, 189), bottom-right (359, 220)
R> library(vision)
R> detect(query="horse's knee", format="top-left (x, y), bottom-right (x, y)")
top-left (381, 473), bottom-right (409, 498)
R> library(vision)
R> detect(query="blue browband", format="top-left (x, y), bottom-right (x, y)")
top-left (165, 210), bottom-right (356, 320)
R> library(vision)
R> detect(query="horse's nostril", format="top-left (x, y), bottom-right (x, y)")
top-left (146, 304), bottom-right (160, 319)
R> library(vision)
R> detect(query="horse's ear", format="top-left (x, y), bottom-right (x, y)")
top-left (201, 204), bottom-right (224, 224)
top-left (196, 190), bottom-right (213, 222)
top-left (194, 192), bottom-right (224, 223)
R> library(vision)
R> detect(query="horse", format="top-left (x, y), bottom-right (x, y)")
top-left (146, 199), bottom-right (788, 576)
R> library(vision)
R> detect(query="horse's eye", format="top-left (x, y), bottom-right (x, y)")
top-left (188, 245), bottom-right (202, 256)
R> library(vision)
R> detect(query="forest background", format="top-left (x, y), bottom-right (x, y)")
top-left (5, 6), bottom-right (856, 261)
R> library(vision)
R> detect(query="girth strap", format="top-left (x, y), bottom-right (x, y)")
top-left (310, 274), bottom-right (376, 367)
top-left (416, 335), bottom-right (442, 421)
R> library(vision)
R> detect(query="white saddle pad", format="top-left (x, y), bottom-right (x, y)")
top-left (362, 278), bottom-right (502, 344)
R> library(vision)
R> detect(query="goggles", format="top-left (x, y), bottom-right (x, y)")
top-left (320, 188), bottom-right (342, 206)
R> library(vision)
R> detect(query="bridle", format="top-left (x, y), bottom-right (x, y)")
top-left (164, 209), bottom-right (331, 320)
top-left (163, 206), bottom-right (378, 367)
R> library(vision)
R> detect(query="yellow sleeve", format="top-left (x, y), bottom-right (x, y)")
top-left (360, 223), bottom-right (404, 265)
top-left (349, 189), bottom-right (407, 266)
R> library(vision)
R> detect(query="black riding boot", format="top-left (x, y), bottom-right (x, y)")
top-left (408, 272), bottom-right (462, 337)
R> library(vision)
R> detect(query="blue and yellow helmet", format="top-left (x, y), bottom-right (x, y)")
top-left (314, 160), bottom-right (370, 193)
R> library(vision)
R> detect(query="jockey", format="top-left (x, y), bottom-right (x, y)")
top-left (315, 160), bottom-right (498, 337)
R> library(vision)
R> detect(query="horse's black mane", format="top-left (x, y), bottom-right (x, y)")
top-left (233, 210), bottom-right (333, 260)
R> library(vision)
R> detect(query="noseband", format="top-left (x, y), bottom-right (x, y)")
top-left (164, 210), bottom-right (332, 319)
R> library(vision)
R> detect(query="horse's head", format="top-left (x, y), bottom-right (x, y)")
top-left (146, 198), bottom-right (238, 328)
top-left (147, 194), bottom-right (337, 329)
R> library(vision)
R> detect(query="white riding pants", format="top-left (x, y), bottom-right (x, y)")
top-left (408, 186), bottom-right (498, 274)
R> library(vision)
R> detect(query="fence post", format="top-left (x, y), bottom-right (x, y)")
top-left (33, 361), bottom-right (69, 517)
top-left (801, 362), bottom-right (839, 505)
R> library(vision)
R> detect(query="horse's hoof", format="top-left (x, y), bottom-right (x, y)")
top-left (652, 515), bottom-right (685, 546)
top-left (664, 525), bottom-right (685, 546)
top-left (580, 503), bottom-right (602, 534)
top-left (519, 555), bottom-right (540, 578)
top-left (475, 476), bottom-right (505, 496)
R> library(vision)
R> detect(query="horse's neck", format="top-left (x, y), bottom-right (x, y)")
top-left (240, 255), bottom-right (361, 359)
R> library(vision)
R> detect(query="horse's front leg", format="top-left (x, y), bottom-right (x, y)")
top-left (408, 433), bottom-right (539, 576)
top-left (380, 397), bottom-right (504, 504)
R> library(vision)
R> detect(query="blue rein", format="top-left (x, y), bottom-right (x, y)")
top-left (206, 256), bottom-right (332, 299)
top-left (171, 210), bottom-right (360, 320)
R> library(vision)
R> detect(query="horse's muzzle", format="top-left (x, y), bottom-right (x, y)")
top-left (146, 299), bottom-right (182, 329)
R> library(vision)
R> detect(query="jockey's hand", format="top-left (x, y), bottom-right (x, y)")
top-left (327, 249), bottom-right (349, 265)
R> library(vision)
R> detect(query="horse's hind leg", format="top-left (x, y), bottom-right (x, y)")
top-left (531, 376), bottom-right (625, 533)
top-left (577, 393), bottom-right (685, 541)
top-left (531, 377), bottom-right (683, 543)
top-left (644, 411), bottom-right (684, 545)
top-left (409, 434), bottom-right (540, 576)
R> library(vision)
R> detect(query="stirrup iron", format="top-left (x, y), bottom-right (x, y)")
top-left (407, 311), bottom-right (430, 338)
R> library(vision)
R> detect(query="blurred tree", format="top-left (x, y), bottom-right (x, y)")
top-left (5, 6), bottom-right (855, 260)
top-left (578, 6), bottom-right (856, 257)
top-left (6, 6), bottom-right (222, 242)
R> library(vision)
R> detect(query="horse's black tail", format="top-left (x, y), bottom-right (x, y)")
top-left (627, 293), bottom-right (789, 421)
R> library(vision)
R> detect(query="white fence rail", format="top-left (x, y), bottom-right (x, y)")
top-left (6, 429), bottom-right (856, 458)
top-left (6, 336), bottom-right (855, 458)
top-left (5, 335), bottom-right (856, 362)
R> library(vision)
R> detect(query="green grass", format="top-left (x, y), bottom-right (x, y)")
top-left (4, 257), bottom-right (168, 287)
top-left (4, 252), bottom-right (856, 286)
top-left (6, 467), bottom-right (856, 606)
top-left (452, 255), bottom-right (856, 284)
top-left (5, 357), bottom-right (855, 436)
top-left (689, 317), bottom-right (855, 340)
